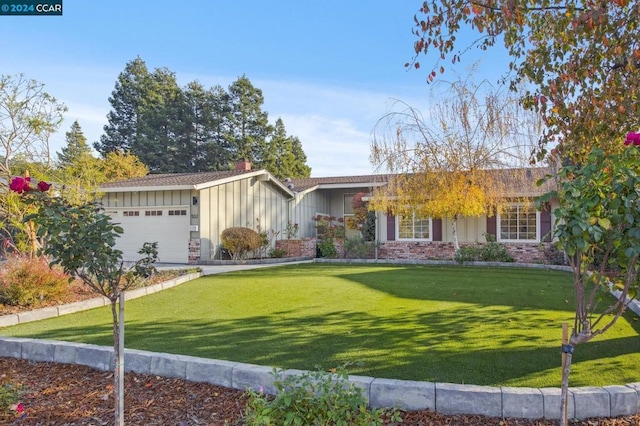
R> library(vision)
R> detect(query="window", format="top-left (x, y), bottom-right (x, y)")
top-left (144, 210), bottom-right (163, 217)
top-left (343, 194), bottom-right (359, 238)
top-left (397, 213), bottom-right (431, 240)
top-left (123, 211), bottom-right (139, 217)
top-left (499, 204), bottom-right (538, 241)
top-left (168, 210), bottom-right (187, 216)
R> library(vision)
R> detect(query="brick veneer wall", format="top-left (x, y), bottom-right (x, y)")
top-left (276, 238), bottom-right (316, 258)
top-left (378, 241), bottom-right (559, 264)
top-left (279, 238), bottom-right (561, 265)
top-left (188, 239), bottom-right (201, 264)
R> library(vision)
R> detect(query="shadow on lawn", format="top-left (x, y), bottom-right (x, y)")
top-left (11, 304), bottom-right (640, 387)
top-left (337, 265), bottom-right (576, 310)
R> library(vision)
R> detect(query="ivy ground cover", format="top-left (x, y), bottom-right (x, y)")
top-left (2, 264), bottom-right (639, 387)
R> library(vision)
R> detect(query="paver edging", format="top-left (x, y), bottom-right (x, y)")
top-left (0, 337), bottom-right (637, 421)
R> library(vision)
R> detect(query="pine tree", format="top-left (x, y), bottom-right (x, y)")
top-left (264, 118), bottom-right (311, 178)
top-left (57, 120), bottom-right (92, 166)
top-left (135, 67), bottom-right (184, 172)
top-left (226, 75), bottom-right (272, 164)
top-left (182, 82), bottom-right (233, 171)
top-left (95, 57), bottom-right (150, 156)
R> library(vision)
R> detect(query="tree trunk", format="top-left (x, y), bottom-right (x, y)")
top-left (451, 216), bottom-right (460, 254)
top-left (110, 295), bottom-right (124, 426)
top-left (560, 345), bottom-right (573, 426)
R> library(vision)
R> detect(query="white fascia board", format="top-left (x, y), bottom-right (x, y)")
top-left (194, 170), bottom-right (294, 197)
top-left (100, 185), bottom-right (194, 193)
top-left (294, 185), bottom-right (320, 197)
top-left (316, 182), bottom-right (387, 190)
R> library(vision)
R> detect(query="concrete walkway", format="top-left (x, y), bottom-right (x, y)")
top-left (156, 259), bottom-right (313, 276)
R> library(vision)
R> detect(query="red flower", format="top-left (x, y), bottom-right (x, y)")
top-left (624, 132), bottom-right (640, 146)
top-left (37, 181), bottom-right (51, 192)
top-left (9, 176), bottom-right (31, 193)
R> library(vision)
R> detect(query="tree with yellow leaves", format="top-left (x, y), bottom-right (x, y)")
top-left (369, 78), bottom-right (542, 253)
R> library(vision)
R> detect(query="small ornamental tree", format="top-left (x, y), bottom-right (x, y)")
top-left (537, 132), bottom-right (640, 426)
top-left (13, 178), bottom-right (158, 426)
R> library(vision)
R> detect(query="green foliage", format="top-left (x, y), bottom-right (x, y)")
top-left (537, 144), bottom-right (640, 345)
top-left (343, 235), bottom-right (374, 259)
top-left (316, 237), bottom-right (337, 259)
top-left (57, 120), bottom-right (92, 166)
top-left (0, 255), bottom-right (74, 307)
top-left (454, 234), bottom-right (514, 263)
top-left (0, 379), bottom-right (23, 414)
top-left (362, 211), bottom-right (376, 242)
top-left (268, 247), bottom-right (288, 258)
top-left (244, 365), bottom-right (401, 426)
top-left (133, 242), bottom-right (159, 279)
top-left (221, 227), bottom-right (263, 261)
top-left (95, 58), bottom-right (311, 175)
top-left (411, 1), bottom-right (638, 163)
top-left (284, 220), bottom-right (299, 239)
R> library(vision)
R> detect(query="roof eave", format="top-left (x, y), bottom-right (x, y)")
top-left (100, 184), bottom-right (195, 193)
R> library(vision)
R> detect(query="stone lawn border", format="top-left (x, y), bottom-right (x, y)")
top-left (1, 262), bottom-right (639, 420)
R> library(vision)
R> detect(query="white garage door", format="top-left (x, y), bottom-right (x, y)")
top-left (110, 208), bottom-right (190, 264)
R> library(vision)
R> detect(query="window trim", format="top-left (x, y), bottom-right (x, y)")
top-left (396, 212), bottom-right (432, 241)
top-left (497, 203), bottom-right (540, 243)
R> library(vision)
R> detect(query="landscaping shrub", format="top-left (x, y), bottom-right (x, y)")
top-left (0, 255), bottom-right (74, 307)
top-left (316, 237), bottom-right (337, 258)
top-left (244, 365), bottom-right (400, 426)
top-left (454, 234), bottom-right (514, 263)
top-left (221, 227), bottom-right (262, 260)
top-left (268, 247), bottom-right (287, 258)
top-left (343, 235), bottom-right (373, 259)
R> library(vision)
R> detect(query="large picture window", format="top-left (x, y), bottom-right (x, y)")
top-left (499, 204), bottom-right (538, 241)
top-left (397, 213), bottom-right (431, 240)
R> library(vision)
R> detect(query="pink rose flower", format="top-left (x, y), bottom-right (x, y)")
top-left (624, 132), bottom-right (640, 146)
top-left (9, 176), bottom-right (31, 193)
top-left (37, 181), bottom-right (51, 192)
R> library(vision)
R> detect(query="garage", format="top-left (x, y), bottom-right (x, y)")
top-left (109, 207), bottom-right (190, 264)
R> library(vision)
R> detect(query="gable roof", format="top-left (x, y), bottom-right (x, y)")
top-left (289, 174), bottom-right (390, 192)
top-left (290, 167), bottom-right (553, 197)
top-left (100, 169), bottom-right (294, 195)
top-left (100, 166), bottom-right (554, 198)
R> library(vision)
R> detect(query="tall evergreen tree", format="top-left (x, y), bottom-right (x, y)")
top-left (95, 57), bottom-right (150, 156)
top-left (57, 120), bottom-right (92, 166)
top-left (182, 82), bottom-right (233, 171)
top-left (135, 67), bottom-right (184, 172)
top-left (226, 75), bottom-right (272, 164)
top-left (97, 59), bottom-right (311, 175)
top-left (264, 118), bottom-right (311, 178)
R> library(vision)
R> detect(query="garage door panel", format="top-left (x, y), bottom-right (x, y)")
top-left (110, 209), bottom-right (189, 263)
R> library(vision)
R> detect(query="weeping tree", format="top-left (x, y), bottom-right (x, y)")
top-left (369, 78), bottom-right (542, 253)
top-left (537, 134), bottom-right (640, 425)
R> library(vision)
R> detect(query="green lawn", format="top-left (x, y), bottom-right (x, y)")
top-left (2, 264), bottom-right (639, 387)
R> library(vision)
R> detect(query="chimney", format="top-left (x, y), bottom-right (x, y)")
top-left (235, 159), bottom-right (251, 171)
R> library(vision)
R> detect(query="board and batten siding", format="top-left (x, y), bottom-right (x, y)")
top-left (199, 177), bottom-right (290, 260)
top-left (289, 190), bottom-right (329, 238)
top-left (102, 190), bottom-right (192, 208)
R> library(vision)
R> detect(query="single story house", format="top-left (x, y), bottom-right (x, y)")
top-left (99, 160), bottom-right (556, 264)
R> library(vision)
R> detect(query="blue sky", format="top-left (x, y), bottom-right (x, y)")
top-left (1, 1), bottom-right (507, 176)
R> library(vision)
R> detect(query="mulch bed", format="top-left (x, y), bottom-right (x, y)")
top-left (2, 358), bottom-right (640, 425)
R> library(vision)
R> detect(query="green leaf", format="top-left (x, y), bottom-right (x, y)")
top-left (597, 218), bottom-right (611, 230)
